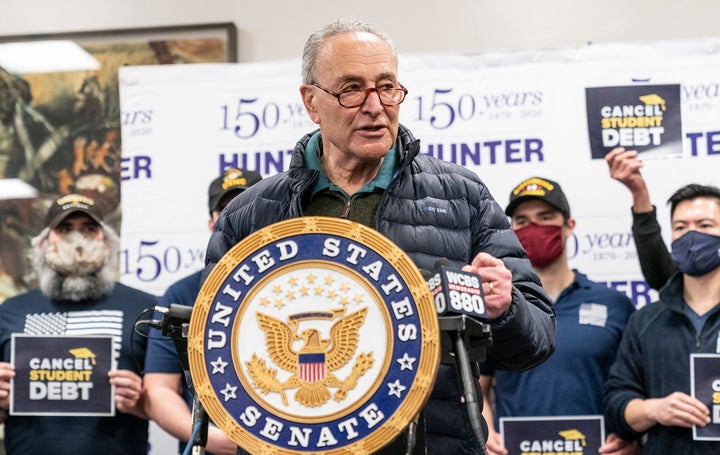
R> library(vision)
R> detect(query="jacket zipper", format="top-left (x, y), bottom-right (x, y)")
top-left (341, 199), bottom-right (351, 218)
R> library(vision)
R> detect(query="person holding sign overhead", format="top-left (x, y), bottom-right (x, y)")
top-left (0, 194), bottom-right (155, 455)
top-left (204, 19), bottom-right (555, 454)
top-left (479, 177), bottom-right (637, 455)
top-left (604, 183), bottom-right (720, 454)
top-left (604, 146), bottom-right (678, 290)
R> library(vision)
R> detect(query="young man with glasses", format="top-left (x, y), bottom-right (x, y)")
top-left (204, 19), bottom-right (556, 455)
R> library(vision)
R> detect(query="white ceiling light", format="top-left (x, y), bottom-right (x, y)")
top-left (0, 40), bottom-right (100, 74)
top-left (0, 179), bottom-right (37, 200)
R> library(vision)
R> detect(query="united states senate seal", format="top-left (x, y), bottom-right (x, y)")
top-left (188, 217), bottom-right (440, 454)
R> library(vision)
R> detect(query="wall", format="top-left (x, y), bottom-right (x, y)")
top-left (0, 0), bottom-right (718, 63)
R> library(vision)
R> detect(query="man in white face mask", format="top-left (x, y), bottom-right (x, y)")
top-left (36, 200), bottom-right (114, 302)
top-left (0, 194), bottom-right (156, 455)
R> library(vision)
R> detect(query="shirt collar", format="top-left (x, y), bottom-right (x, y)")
top-left (305, 131), bottom-right (398, 198)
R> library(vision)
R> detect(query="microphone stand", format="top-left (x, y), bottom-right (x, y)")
top-left (438, 315), bottom-right (492, 455)
top-left (152, 305), bottom-right (209, 455)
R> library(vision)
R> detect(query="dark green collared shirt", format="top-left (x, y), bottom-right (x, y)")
top-left (303, 131), bottom-right (398, 227)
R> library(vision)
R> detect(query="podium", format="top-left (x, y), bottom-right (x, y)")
top-left (159, 217), bottom-right (492, 454)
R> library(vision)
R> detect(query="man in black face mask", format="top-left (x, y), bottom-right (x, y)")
top-left (605, 183), bottom-right (720, 455)
top-left (0, 194), bottom-right (155, 455)
top-left (479, 176), bottom-right (637, 455)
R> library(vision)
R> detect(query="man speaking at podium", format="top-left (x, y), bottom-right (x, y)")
top-left (204, 19), bottom-right (555, 455)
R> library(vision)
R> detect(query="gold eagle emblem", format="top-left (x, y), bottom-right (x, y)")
top-left (246, 307), bottom-right (374, 408)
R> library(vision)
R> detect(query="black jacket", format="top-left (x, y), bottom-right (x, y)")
top-left (205, 125), bottom-right (555, 454)
top-left (631, 207), bottom-right (678, 291)
top-left (604, 273), bottom-right (720, 454)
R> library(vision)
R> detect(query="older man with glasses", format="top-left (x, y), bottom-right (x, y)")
top-left (204, 19), bottom-right (555, 455)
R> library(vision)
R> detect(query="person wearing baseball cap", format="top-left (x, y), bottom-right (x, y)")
top-left (502, 176), bottom-right (572, 269)
top-left (207, 167), bottom-right (263, 216)
top-left (479, 176), bottom-right (638, 455)
top-left (44, 193), bottom-right (104, 230)
top-left (144, 168), bottom-right (261, 454)
top-left (0, 193), bottom-right (156, 453)
top-left (504, 176), bottom-right (571, 221)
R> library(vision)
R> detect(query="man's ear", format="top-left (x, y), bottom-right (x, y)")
top-left (564, 216), bottom-right (577, 236)
top-left (300, 85), bottom-right (321, 124)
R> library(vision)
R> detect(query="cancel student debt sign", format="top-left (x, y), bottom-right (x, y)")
top-left (10, 335), bottom-right (114, 416)
top-left (585, 84), bottom-right (682, 159)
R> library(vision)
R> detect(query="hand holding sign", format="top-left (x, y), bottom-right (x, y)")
top-left (0, 361), bottom-right (15, 411)
top-left (483, 429), bottom-right (508, 455)
top-left (605, 147), bottom-right (655, 213)
top-left (109, 369), bottom-right (145, 419)
top-left (598, 432), bottom-right (640, 454)
top-left (642, 391), bottom-right (710, 429)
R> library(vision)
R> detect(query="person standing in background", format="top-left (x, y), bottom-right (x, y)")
top-left (604, 183), bottom-right (720, 454)
top-left (143, 168), bottom-right (261, 455)
top-left (0, 194), bottom-right (153, 455)
top-left (480, 177), bottom-right (638, 455)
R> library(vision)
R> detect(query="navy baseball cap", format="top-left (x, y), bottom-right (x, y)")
top-left (208, 168), bottom-right (262, 213)
top-left (46, 194), bottom-right (104, 229)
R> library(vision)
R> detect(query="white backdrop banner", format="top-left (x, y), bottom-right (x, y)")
top-left (119, 38), bottom-right (720, 307)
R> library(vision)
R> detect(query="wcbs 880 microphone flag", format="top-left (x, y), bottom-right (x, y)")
top-left (426, 263), bottom-right (488, 319)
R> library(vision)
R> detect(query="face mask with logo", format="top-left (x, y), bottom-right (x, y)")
top-left (670, 230), bottom-right (720, 277)
top-left (514, 223), bottom-right (564, 268)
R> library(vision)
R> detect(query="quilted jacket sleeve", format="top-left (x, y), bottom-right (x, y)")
top-left (603, 312), bottom-right (646, 440)
top-left (470, 185), bottom-right (556, 372)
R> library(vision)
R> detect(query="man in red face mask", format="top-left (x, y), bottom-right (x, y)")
top-left (479, 176), bottom-right (639, 455)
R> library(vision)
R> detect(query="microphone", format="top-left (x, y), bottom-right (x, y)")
top-left (149, 303), bottom-right (209, 453)
top-left (148, 304), bottom-right (194, 380)
top-left (423, 259), bottom-right (491, 455)
top-left (425, 259), bottom-right (487, 319)
top-left (148, 304), bottom-right (193, 334)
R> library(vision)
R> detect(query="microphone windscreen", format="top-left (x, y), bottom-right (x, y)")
top-left (418, 268), bottom-right (433, 279)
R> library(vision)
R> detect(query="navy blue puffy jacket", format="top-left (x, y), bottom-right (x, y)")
top-left (204, 125), bottom-right (555, 454)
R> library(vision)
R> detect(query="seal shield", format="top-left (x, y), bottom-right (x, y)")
top-left (188, 217), bottom-right (440, 454)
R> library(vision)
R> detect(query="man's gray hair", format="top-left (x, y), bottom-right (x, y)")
top-left (301, 19), bottom-right (398, 84)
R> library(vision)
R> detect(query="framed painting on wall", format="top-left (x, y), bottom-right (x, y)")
top-left (0, 23), bottom-right (237, 302)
